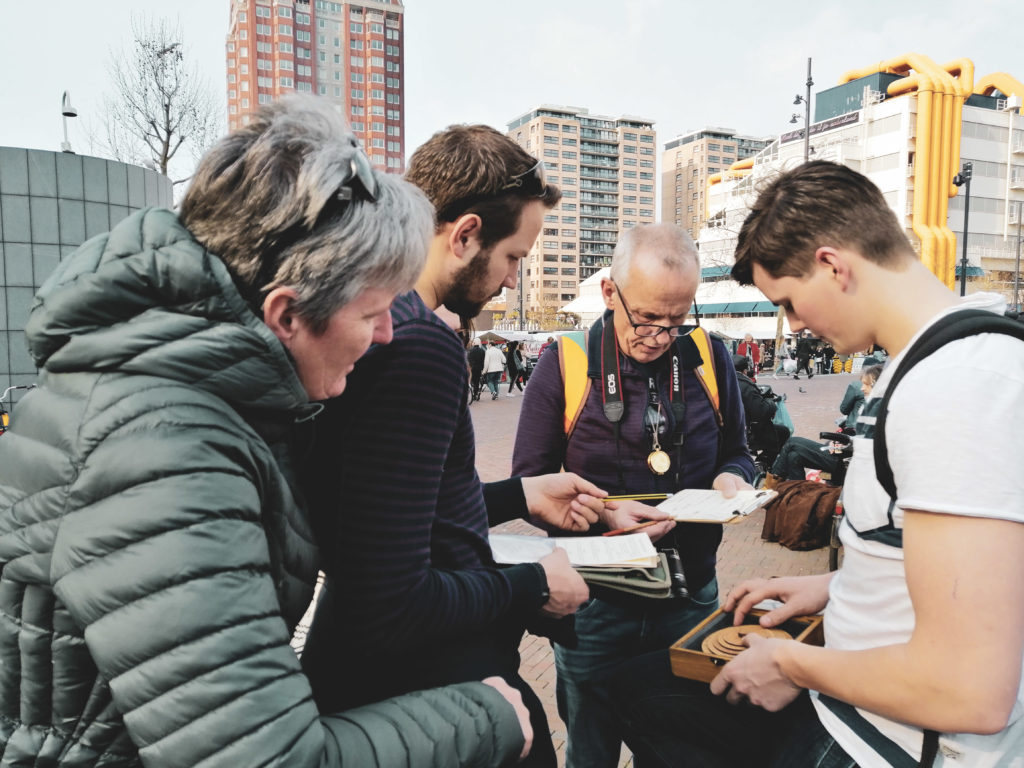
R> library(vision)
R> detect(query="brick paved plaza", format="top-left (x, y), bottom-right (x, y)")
top-left (475, 368), bottom-right (858, 767)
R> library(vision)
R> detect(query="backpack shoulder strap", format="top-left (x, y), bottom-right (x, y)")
top-left (873, 309), bottom-right (1024, 500)
top-left (689, 328), bottom-right (723, 428)
top-left (559, 331), bottom-right (592, 437)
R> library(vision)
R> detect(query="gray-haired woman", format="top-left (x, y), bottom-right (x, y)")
top-left (0, 96), bottom-right (528, 768)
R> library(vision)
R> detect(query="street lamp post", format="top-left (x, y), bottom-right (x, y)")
top-left (790, 58), bottom-right (814, 163)
top-left (1014, 200), bottom-right (1023, 312)
top-left (60, 91), bottom-right (78, 154)
top-left (953, 162), bottom-right (974, 296)
top-left (518, 259), bottom-right (524, 331)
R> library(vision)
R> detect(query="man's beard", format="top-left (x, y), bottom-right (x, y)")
top-left (443, 246), bottom-right (495, 319)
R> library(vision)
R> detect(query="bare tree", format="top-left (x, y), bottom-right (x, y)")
top-left (99, 16), bottom-right (220, 187)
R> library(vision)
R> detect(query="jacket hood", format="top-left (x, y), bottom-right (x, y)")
top-left (25, 207), bottom-right (314, 416)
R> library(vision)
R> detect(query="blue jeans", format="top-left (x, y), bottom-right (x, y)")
top-left (608, 650), bottom-right (857, 768)
top-left (485, 371), bottom-right (501, 395)
top-left (554, 578), bottom-right (719, 768)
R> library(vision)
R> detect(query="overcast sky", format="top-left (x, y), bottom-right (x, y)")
top-left (2, 0), bottom-right (1022, 168)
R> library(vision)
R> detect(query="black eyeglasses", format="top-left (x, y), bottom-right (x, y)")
top-left (500, 159), bottom-right (547, 197)
top-left (614, 284), bottom-right (695, 339)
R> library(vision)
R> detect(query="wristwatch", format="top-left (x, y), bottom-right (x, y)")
top-left (531, 562), bottom-right (550, 605)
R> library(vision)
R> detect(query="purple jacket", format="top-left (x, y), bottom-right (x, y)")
top-left (512, 314), bottom-right (754, 590)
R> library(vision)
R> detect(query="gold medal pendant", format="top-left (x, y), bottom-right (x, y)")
top-left (647, 449), bottom-right (671, 475)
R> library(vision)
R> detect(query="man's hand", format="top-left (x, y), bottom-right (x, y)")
top-left (537, 547), bottom-right (589, 617)
top-left (724, 573), bottom-right (833, 627)
top-left (521, 473), bottom-right (607, 532)
top-left (709, 636), bottom-right (803, 711)
top-left (599, 499), bottom-right (675, 543)
top-left (481, 676), bottom-right (533, 761)
top-left (712, 472), bottom-right (754, 499)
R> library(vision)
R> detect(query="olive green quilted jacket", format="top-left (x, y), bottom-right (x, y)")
top-left (0, 208), bottom-right (523, 767)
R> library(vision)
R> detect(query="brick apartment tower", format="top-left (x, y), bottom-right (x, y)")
top-left (661, 128), bottom-right (770, 241)
top-left (506, 106), bottom-right (656, 323)
top-left (225, 0), bottom-right (405, 172)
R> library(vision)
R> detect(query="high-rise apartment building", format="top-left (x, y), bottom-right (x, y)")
top-left (506, 106), bottom-right (656, 322)
top-left (225, 0), bottom-right (405, 171)
top-left (661, 128), bottom-right (770, 240)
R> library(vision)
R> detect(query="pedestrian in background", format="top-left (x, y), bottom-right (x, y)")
top-left (468, 337), bottom-right (485, 401)
top-left (484, 339), bottom-right (506, 399)
top-left (506, 340), bottom-right (525, 396)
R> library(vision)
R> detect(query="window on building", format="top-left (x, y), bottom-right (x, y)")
top-left (370, 39), bottom-right (384, 50)
top-left (350, 22), bottom-right (363, 32)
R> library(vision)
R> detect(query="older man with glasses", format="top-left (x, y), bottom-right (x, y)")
top-left (512, 222), bottom-right (755, 768)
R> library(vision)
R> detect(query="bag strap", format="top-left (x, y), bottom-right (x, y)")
top-left (873, 309), bottom-right (1024, 501)
top-left (558, 331), bottom-right (592, 436)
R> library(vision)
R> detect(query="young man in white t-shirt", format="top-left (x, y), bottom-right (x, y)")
top-left (609, 161), bottom-right (1024, 767)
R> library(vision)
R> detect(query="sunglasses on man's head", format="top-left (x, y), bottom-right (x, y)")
top-left (500, 159), bottom-right (548, 198)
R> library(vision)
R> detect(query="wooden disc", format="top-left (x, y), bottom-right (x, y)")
top-left (701, 625), bottom-right (792, 658)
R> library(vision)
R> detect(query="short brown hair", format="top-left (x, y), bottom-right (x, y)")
top-left (732, 161), bottom-right (914, 285)
top-left (405, 124), bottom-right (561, 248)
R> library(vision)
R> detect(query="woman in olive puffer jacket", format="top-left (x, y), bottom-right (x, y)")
top-left (0, 96), bottom-right (526, 768)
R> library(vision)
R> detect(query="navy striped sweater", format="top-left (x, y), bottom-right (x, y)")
top-left (300, 291), bottom-right (545, 709)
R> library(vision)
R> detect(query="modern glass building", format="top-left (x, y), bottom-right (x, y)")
top-left (0, 147), bottom-right (172, 398)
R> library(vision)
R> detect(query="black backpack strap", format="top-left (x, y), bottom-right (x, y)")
top-left (873, 309), bottom-right (1024, 501)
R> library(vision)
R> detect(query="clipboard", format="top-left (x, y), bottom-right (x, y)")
top-left (656, 489), bottom-right (777, 524)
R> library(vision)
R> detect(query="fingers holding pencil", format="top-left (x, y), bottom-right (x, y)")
top-left (599, 498), bottom-right (675, 543)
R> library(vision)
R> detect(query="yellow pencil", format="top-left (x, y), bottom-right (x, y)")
top-left (603, 493), bottom-right (672, 502)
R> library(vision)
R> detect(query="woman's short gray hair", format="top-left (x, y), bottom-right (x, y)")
top-left (180, 94), bottom-right (432, 332)
top-left (609, 223), bottom-right (699, 288)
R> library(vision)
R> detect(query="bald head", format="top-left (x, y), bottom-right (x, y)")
top-left (609, 223), bottom-right (699, 290)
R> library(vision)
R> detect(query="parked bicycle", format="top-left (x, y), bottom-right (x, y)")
top-left (0, 385), bottom-right (35, 435)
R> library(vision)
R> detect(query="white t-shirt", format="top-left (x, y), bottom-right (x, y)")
top-left (812, 293), bottom-right (1024, 767)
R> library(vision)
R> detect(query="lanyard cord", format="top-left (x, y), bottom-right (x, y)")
top-left (600, 320), bottom-right (689, 486)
